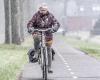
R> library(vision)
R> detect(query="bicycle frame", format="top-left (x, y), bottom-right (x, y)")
top-left (34, 28), bottom-right (51, 80)
top-left (40, 31), bottom-right (48, 80)
top-left (39, 31), bottom-right (48, 64)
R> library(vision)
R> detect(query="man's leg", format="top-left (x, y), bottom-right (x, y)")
top-left (46, 36), bottom-right (53, 73)
top-left (47, 46), bottom-right (53, 73)
top-left (34, 36), bottom-right (40, 52)
top-left (33, 35), bottom-right (40, 60)
top-left (51, 48), bottom-right (55, 60)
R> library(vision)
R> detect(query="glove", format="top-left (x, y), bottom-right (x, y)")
top-left (48, 28), bottom-right (55, 33)
top-left (51, 29), bottom-right (55, 33)
top-left (48, 24), bottom-right (59, 33)
top-left (28, 27), bottom-right (34, 34)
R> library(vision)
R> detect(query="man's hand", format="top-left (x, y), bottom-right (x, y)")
top-left (32, 33), bottom-right (41, 40)
top-left (48, 28), bottom-right (55, 33)
top-left (47, 26), bottom-right (58, 33)
top-left (28, 27), bottom-right (34, 34)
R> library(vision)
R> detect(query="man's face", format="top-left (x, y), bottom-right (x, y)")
top-left (39, 7), bottom-right (48, 15)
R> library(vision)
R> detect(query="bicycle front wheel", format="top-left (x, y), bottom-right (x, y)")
top-left (42, 47), bottom-right (48, 80)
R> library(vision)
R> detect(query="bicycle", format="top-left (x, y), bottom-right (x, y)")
top-left (32, 28), bottom-right (53, 80)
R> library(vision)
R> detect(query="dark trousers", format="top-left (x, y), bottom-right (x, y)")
top-left (33, 35), bottom-right (53, 68)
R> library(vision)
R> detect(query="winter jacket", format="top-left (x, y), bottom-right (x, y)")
top-left (27, 11), bottom-right (60, 41)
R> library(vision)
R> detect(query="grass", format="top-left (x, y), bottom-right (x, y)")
top-left (61, 35), bottom-right (100, 60)
top-left (0, 44), bottom-right (28, 80)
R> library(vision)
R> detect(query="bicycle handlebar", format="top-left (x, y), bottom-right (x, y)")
top-left (32, 28), bottom-right (52, 32)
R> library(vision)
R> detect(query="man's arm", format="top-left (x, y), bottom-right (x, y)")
top-left (51, 15), bottom-right (60, 33)
top-left (27, 13), bottom-right (37, 33)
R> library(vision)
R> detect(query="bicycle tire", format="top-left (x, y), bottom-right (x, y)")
top-left (39, 47), bottom-right (44, 69)
top-left (42, 47), bottom-right (48, 80)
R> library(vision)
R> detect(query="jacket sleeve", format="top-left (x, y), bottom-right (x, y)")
top-left (51, 15), bottom-right (60, 32)
top-left (27, 13), bottom-right (37, 29)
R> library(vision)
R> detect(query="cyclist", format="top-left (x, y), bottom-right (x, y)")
top-left (27, 3), bottom-right (60, 73)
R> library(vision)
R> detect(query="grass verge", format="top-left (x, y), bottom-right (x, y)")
top-left (0, 44), bottom-right (28, 80)
top-left (59, 35), bottom-right (100, 60)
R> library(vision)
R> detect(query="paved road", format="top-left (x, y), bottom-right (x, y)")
top-left (18, 35), bottom-right (100, 80)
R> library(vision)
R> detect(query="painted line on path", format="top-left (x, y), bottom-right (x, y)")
top-left (54, 48), bottom-right (78, 79)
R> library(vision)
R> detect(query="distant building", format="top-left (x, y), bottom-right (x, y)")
top-left (66, 0), bottom-right (100, 31)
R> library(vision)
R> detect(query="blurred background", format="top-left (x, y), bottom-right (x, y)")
top-left (1, 0), bottom-right (100, 80)
top-left (1, 0), bottom-right (100, 44)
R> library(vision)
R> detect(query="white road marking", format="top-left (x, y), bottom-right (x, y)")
top-left (68, 68), bottom-right (72, 71)
top-left (73, 76), bottom-right (78, 79)
top-left (57, 53), bottom-right (67, 63)
top-left (66, 65), bottom-right (70, 68)
top-left (70, 72), bottom-right (74, 75)
top-left (54, 48), bottom-right (78, 79)
top-left (64, 62), bottom-right (68, 65)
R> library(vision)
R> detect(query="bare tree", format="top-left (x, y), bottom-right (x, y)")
top-left (4, 0), bottom-right (11, 44)
top-left (19, 0), bottom-right (25, 42)
top-left (10, 0), bottom-right (21, 45)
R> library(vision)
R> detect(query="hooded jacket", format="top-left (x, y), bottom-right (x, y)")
top-left (27, 11), bottom-right (60, 34)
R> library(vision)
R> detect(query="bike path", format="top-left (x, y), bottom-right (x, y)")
top-left (18, 35), bottom-right (100, 80)
top-left (18, 53), bottom-right (74, 80)
top-left (53, 35), bottom-right (100, 80)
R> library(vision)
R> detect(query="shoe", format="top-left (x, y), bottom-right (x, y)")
top-left (48, 69), bottom-right (53, 73)
top-left (32, 58), bottom-right (38, 63)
